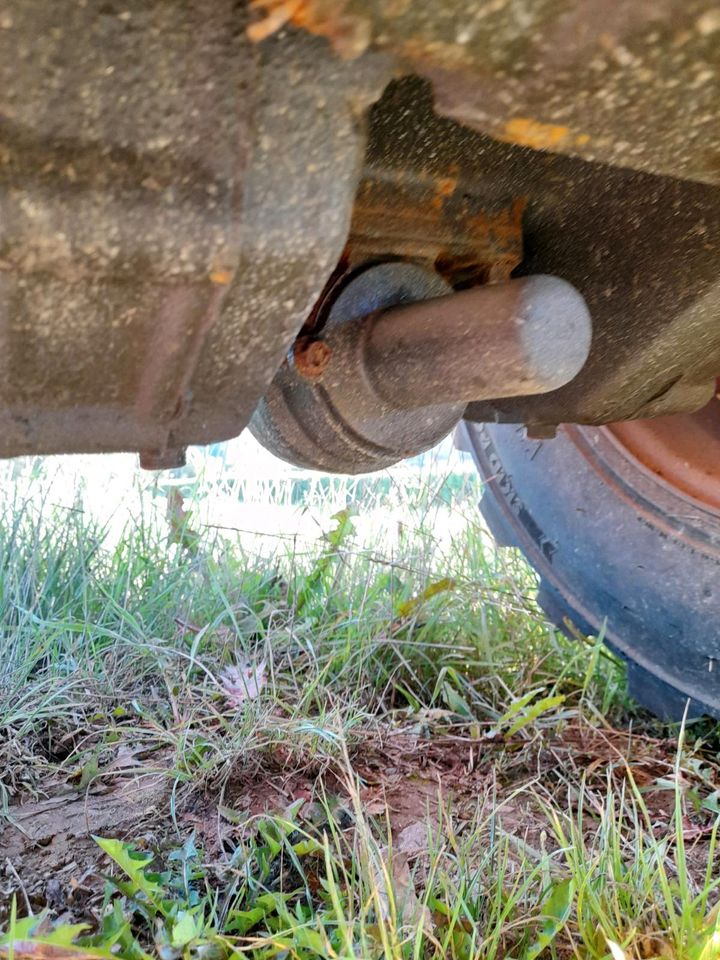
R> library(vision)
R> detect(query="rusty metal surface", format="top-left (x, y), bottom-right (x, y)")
top-left (250, 263), bottom-right (457, 472)
top-left (293, 338), bottom-right (333, 381)
top-left (0, 1), bottom-right (390, 460)
top-left (349, 79), bottom-right (525, 287)
top-left (250, 262), bottom-right (590, 472)
top-left (253, 0), bottom-right (720, 186)
top-left (608, 398), bottom-right (720, 512)
top-left (0, 4), bottom-right (719, 463)
top-left (461, 123), bottom-right (720, 429)
top-left (361, 79), bottom-right (720, 432)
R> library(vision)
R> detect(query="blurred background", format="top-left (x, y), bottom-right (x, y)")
top-left (2, 430), bottom-right (483, 560)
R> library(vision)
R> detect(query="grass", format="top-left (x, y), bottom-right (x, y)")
top-left (1, 440), bottom-right (720, 958)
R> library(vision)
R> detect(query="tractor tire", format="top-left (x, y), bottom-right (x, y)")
top-left (459, 412), bottom-right (720, 721)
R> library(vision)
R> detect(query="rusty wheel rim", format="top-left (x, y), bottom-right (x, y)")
top-left (606, 394), bottom-right (720, 514)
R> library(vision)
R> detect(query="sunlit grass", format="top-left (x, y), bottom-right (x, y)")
top-left (0, 437), bottom-right (718, 957)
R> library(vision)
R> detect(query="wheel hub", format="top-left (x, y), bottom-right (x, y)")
top-left (607, 394), bottom-right (720, 513)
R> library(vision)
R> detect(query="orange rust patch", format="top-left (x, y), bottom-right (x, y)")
top-left (501, 118), bottom-right (576, 152)
top-left (430, 174), bottom-right (459, 211)
top-left (246, 0), bottom-right (300, 42)
top-left (209, 268), bottom-right (233, 285)
top-left (349, 169), bottom-right (524, 288)
top-left (294, 336), bottom-right (332, 379)
top-left (436, 175), bottom-right (458, 198)
top-left (248, 0), bottom-right (370, 58)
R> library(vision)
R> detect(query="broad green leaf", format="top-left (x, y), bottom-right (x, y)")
top-left (442, 681), bottom-right (473, 718)
top-left (224, 907), bottom-right (268, 936)
top-left (225, 894), bottom-right (288, 936)
top-left (0, 914), bottom-right (119, 960)
top-left (95, 900), bottom-right (149, 959)
top-left (694, 904), bottom-right (720, 960)
top-left (0, 917), bottom-right (90, 947)
top-left (257, 823), bottom-right (282, 858)
top-left (292, 927), bottom-right (327, 953)
top-left (292, 838), bottom-right (323, 856)
top-left (167, 833), bottom-right (198, 864)
top-left (525, 879), bottom-right (574, 960)
top-left (326, 508), bottom-right (356, 547)
top-left (169, 911), bottom-right (198, 949)
top-left (93, 837), bottom-right (165, 912)
top-left (702, 790), bottom-right (720, 815)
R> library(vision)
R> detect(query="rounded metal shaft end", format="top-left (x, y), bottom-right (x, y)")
top-left (363, 274), bottom-right (591, 410)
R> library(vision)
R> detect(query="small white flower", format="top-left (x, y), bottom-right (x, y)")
top-left (219, 658), bottom-right (266, 707)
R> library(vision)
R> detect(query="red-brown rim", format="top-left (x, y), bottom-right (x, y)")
top-left (606, 394), bottom-right (720, 514)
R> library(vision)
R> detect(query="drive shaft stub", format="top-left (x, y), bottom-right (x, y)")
top-left (250, 262), bottom-right (591, 474)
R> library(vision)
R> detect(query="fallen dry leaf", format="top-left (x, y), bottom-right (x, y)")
top-left (219, 658), bottom-right (267, 707)
top-left (374, 849), bottom-right (433, 935)
top-left (395, 820), bottom-right (430, 856)
top-left (359, 786), bottom-right (389, 816)
top-left (1, 946), bottom-right (108, 960)
top-left (166, 489), bottom-right (200, 553)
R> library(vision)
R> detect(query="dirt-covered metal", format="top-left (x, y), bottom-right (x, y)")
top-left (251, 0), bottom-right (720, 186)
top-left (250, 263), bottom-right (456, 473)
top-left (359, 79), bottom-right (720, 434)
top-left (0, 1), bottom-right (390, 461)
top-left (249, 262), bottom-right (590, 472)
top-left (0, 1), bottom-right (719, 465)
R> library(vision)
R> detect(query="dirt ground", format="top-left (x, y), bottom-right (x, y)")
top-left (2, 718), bottom-right (706, 927)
